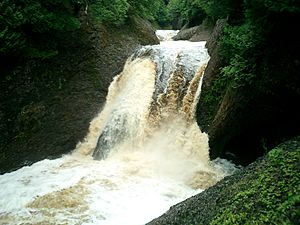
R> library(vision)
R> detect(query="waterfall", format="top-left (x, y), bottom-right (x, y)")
top-left (0, 30), bottom-right (239, 225)
top-left (91, 39), bottom-right (209, 162)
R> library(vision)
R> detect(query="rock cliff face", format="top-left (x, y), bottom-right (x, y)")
top-left (196, 19), bottom-right (226, 133)
top-left (197, 18), bottom-right (300, 166)
top-left (0, 16), bottom-right (159, 174)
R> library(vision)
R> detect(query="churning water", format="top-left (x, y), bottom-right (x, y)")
top-left (0, 30), bottom-right (238, 225)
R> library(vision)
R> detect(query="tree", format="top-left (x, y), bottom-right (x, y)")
top-left (0, 0), bottom-right (81, 58)
top-left (89, 0), bottom-right (129, 24)
top-left (167, 0), bottom-right (210, 28)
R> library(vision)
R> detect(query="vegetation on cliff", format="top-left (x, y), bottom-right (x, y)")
top-left (0, 0), bottom-right (164, 59)
top-left (210, 138), bottom-right (300, 225)
top-left (0, 0), bottom-right (80, 58)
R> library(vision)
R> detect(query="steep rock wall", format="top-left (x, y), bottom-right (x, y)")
top-left (197, 17), bottom-right (300, 166)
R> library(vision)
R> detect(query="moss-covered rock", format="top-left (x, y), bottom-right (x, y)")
top-left (147, 136), bottom-right (300, 225)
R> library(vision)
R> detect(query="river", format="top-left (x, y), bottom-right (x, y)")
top-left (0, 30), bottom-right (238, 225)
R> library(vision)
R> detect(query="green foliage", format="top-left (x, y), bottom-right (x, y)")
top-left (193, 0), bottom-right (242, 21)
top-left (88, 0), bottom-right (166, 24)
top-left (217, 23), bottom-right (258, 88)
top-left (127, 0), bottom-right (164, 22)
top-left (0, 0), bottom-right (81, 57)
top-left (167, 0), bottom-right (206, 25)
top-left (220, 23), bottom-right (257, 62)
top-left (203, 23), bottom-right (258, 106)
top-left (262, 0), bottom-right (300, 13)
top-left (0, 1), bottom-right (26, 54)
top-left (0, 0), bottom-right (165, 58)
top-left (167, 0), bottom-right (190, 22)
top-left (205, 0), bottom-right (300, 108)
top-left (210, 146), bottom-right (300, 225)
top-left (167, 0), bottom-right (244, 26)
top-left (89, 0), bottom-right (129, 24)
top-left (154, 0), bottom-right (171, 28)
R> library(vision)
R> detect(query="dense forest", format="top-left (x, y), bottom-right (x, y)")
top-left (1, 0), bottom-right (300, 224)
top-left (0, 0), bottom-right (166, 59)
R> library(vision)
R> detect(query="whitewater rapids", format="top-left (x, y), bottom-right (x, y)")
top-left (0, 30), bottom-right (239, 225)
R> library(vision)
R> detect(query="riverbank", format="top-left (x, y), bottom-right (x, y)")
top-left (147, 136), bottom-right (300, 225)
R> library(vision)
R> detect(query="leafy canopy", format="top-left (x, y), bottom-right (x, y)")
top-left (0, 0), bottom-right (81, 57)
top-left (0, 0), bottom-right (165, 58)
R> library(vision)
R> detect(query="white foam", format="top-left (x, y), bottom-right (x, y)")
top-left (156, 30), bottom-right (179, 41)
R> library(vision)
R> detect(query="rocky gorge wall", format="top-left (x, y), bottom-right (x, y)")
top-left (0, 16), bottom-right (159, 174)
top-left (196, 18), bottom-right (300, 166)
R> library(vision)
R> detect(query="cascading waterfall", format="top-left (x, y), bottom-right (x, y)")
top-left (0, 30), bottom-right (239, 225)
top-left (92, 39), bottom-right (209, 162)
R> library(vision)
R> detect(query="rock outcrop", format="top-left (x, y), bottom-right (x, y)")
top-left (173, 23), bottom-right (213, 42)
top-left (196, 19), bottom-right (227, 133)
top-left (197, 18), bottom-right (300, 166)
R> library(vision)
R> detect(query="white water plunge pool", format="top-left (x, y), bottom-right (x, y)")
top-left (0, 30), bottom-right (238, 225)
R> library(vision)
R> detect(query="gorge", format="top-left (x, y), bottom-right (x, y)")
top-left (0, 30), bottom-right (238, 225)
top-left (1, 1), bottom-right (299, 224)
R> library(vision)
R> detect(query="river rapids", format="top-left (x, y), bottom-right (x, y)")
top-left (0, 30), bottom-right (239, 225)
